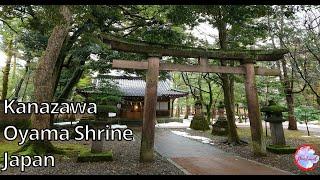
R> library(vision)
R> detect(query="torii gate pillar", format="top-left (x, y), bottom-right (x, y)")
top-left (243, 60), bottom-right (267, 156)
top-left (140, 56), bottom-right (160, 162)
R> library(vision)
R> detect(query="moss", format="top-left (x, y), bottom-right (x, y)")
top-left (266, 144), bottom-right (297, 154)
top-left (217, 101), bottom-right (225, 109)
top-left (77, 150), bottom-right (113, 162)
top-left (53, 142), bottom-right (90, 156)
top-left (261, 105), bottom-right (288, 113)
top-left (16, 140), bottom-right (63, 156)
top-left (0, 140), bottom-right (20, 164)
top-left (0, 140), bottom-right (91, 164)
top-left (190, 115), bottom-right (210, 131)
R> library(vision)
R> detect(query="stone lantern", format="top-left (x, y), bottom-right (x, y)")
top-left (261, 100), bottom-right (288, 146)
top-left (190, 99), bottom-right (210, 131)
top-left (212, 101), bottom-right (229, 136)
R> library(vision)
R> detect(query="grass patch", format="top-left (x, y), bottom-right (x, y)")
top-left (77, 151), bottom-right (113, 162)
top-left (0, 139), bottom-right (91, 164)
top-left (0, 140), bottom-right (20, 163)
top-left (235, 127), bottom-right (320, 150)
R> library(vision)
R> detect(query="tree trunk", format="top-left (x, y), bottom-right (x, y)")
top-left (11, 54), bottom-right (17, 83)
top-left (221, 75), bottom-right (240, 144)
top-left (14, 60), bottom-right (31, 99)
top-left (57, 67), bottom-right (84, 102)
top-left (32, 5), bottom-right (71, 129)
top-left (217, 20), bottom-right (240, 144)
top-left (1, 39), bottom-right (13, 100)
top-left (184, 96), bottom-right (191, 119)
top-left (286, 92), bottom-right (297, 130)
top-left (276, 7), bottom-right (297, 130)
top-left (19, 6), bottom-right (72, 154)
top-left (175, 102), bottom-right (180, 118)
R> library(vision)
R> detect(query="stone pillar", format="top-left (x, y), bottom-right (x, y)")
top-left (91, 124), bottom-right (105, 153)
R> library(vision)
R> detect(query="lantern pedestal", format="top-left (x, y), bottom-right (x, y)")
top-left (212, 101), bottom-right (229, 136)
top-left (270, 122), bottom-right (286, 146)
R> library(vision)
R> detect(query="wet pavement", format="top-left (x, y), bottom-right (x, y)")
top-left (154, 128), bottom-right (292, 175)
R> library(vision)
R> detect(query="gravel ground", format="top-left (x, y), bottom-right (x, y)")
top-left (168, 127), bottom-right (320, 175)
top-left (0, 131), bottom-right (184, 175)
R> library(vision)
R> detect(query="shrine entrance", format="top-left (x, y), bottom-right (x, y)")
top-left (103, 35), bottom-right (288, 162)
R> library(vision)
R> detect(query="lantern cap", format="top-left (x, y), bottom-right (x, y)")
top-left (261, 100), bottom-right (288, 113)
top-left (217, 101), bottom-right (225, 108)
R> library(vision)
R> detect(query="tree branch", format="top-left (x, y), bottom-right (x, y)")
top-left (0, 18), bottom-right (18, 33)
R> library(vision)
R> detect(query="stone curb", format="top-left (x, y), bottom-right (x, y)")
top-left (166, 158), bottom-right (191, 175)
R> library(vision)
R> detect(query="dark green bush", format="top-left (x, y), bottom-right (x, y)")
top-left (190, 115), bottom-right (210, 131)
top-left (77, 151), bottom-right (113, 162)
top-left (266, 145), bottom-right (297, 154)
top-left (0, 120), bottom-right (31, 131)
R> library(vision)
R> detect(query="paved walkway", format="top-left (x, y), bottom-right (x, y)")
top-left (154, 128), bottom-right (292, 175)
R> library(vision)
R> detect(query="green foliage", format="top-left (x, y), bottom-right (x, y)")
top-left (294, 106), bottom-right (320, 122)
top-left (73, 94), bottom-right (85, 102)
top-left (76, 75), bottom-right (92, 89)
top-left (86, 79), bottom-right (122, 116)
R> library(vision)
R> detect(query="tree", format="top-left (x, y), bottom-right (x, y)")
top-left (0, 17), bottom-right (20, 100)
top-left (199, 5), bottom-right (270, 145)
top-left (18, 5), bottom-right (72, 154)
top-left (267, 5), bottom-right (301, 130)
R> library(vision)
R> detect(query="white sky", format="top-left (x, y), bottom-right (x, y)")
top-left (0, 51), bottom-right (6, 68)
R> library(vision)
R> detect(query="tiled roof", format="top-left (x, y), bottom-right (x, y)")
top-left (95, 76), bottom-right (188, 98)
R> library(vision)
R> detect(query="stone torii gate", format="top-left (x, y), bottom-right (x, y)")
top-left (102, 35), bottom-right (288, 162)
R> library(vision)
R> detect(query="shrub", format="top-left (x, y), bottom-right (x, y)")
top-left (266, 145), bottom-right (297, 154)
top-left (190, 115), bottom-right (210, 131)
top-left (77, 151), bottom-right (113, 162)
top-left (0, 120), bottom-right (31, 131)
